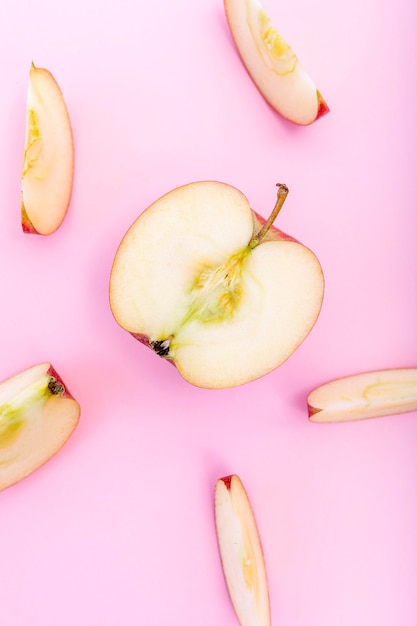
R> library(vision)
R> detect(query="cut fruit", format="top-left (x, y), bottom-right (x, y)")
top-left (308, 368), bottom-right (417, 423)
top-left (21, 63), bottom-right (74, 235)
top-left (109, 181), bottom-right (324, 389)
top-left (0, 362), bottom-right (80, 491)
top-left (224, 0), bottom-right (329, 125)
top-left (215, 475), bottom-right (271, 626)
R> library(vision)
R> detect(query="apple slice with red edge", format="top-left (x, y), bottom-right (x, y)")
top-left (215, 475), bottom-right (271, 626)
top-left (308, 368), bottom-right (417, 423)
top-left (224, 0), bottom-right (329, 125)
top-left (109, 181), bottom-right (324, 389)
top-left (21, 63), bottom-right (74, 235)
top-left (0, 362), bottom-right (80, 491)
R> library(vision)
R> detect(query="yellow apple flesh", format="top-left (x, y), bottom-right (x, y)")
top-left (109, 181), bottom-right (324, 389)
top-left (224, 0), bottom-right (329, 125)
top-left (21, 63), bottom-right (74, 235)
top-left (215, 475), bottom-right (271, 626)
top-left (0, 362), bottom-right (80, 491)
top-left (308, 368), bottom-right (417, 423)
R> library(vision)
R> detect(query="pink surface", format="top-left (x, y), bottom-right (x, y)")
top-left (0, 0), bottom-right (416, 624)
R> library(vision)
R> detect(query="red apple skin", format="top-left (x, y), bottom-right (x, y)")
top-left (316, 91), bottom-right (330, 121)
top-left (46, 364), bottom-right (76, 400)
top-left (308, 405), bottom-right (321, 418)
top-left (21, 205), bottom-right (38, 234)
top-left (219, 474), bottom-right (234, 490)
top-left (251, 208), bottom-right (298, 244)
top-left (130, 332), bottom-right (151, 349)
top-left (253, 84), bottom-right (330, 126)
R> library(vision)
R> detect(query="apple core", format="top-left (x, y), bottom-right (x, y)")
top-left (253, 6), bottom-right (297, 74)
top-left (0, 374), bottom-right (64, 448)
top-left (150, 248), bottom-right (249, 359)
top-left (363, 378), bottom-right (417, 404)
top-left (22, 109), bottom-right (42, 177)
top-left (149, 184), bottom-right (289, 361)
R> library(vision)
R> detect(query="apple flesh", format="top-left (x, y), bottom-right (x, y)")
top-left (21, 63), bottom-right (74, 235)
top-left (109, 181), bottom-right (324, 389)
top-left (0, 362), bottom-right (80, 491)
top-left (224, 0), bottom-right (329, 125)
top-left (308, 368), bottom-right (417, 423)
top-left (215, 475), bottom-right (271, 626)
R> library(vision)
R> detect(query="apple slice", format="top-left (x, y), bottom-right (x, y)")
top-left (109, 181), bottom-right (324, 389)
top-left (224, 0), bottom-right (329, 125)
top-left (21, 63), bottom-right (74, 235)
top-left (215, 475), bottom-right (271, 626)
top-left (0, 362), bottom-right (80, 491)
top-left (308, 368), bottom-right (417, 423)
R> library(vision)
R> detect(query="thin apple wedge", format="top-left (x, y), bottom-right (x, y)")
top-left (224, 0), bottom-right (329, 125)
top-left (109, 181), bottom-right (324, 389)
top-left (0, 362), bottom-right (80, 491)
top-left (215, 475), bottom-right (271, 626)
top-left (308, 368), bottom-right (417, 423)
top-left (21, 63), bottom-right (74, 235)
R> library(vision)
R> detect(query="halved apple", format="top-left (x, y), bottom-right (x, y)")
top-left (308, 368), bottom-right (417, 423)
top-left (224, 0), bottom-right (329, 125)
top-left (109, 181), bottom-right (324, 389)
top-left (215, 475), bottom-right (271, 626)
top-left (0, 362), bottom-right (80, 491)
top-left (21, 63), bottom-right (74, 235)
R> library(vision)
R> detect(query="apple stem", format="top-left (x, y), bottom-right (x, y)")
top-left (249, 183), bottom-right (289, 249)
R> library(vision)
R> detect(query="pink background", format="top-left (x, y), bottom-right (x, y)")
top-left (1, 0), bottom-right (416, 624)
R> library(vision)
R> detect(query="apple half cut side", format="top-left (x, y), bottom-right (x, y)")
top-left (21, 63), bottom-right (74, 235)
top-left (224, 0), bottom-right (329, 125)
top-left (0, 362), bottom-right (80, 491)
top-left (308, 368), bottom-right (417, 423)
top-left (215, 475), bottom-right (271, 626)
top-left (109, 181), bottom-right (324, 389)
